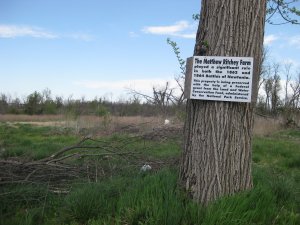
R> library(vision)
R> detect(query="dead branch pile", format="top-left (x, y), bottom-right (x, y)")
top-left (0, 125), bottom-right (183, 191)
top-left (0, 137), bottom-right (140, 188)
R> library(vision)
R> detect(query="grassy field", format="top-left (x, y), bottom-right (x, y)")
top-left (0, 120), bottom-right (299, 225)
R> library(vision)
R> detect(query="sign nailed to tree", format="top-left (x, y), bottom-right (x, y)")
top-left (185, 56), bottom-right (254, 102)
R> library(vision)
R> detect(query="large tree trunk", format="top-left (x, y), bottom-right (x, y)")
top-left (180, 0), bottom-right (267, 204)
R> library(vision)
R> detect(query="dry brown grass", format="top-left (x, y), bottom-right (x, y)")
top-left (0, 114), bottom-right (162, 124)
top-left (1, 114), bottom-right (285, 137)
top-left (63, 115), bottom-right (168, 135)
top-left (0, 114), bottom-right (64, 122)
top-left (0, 114), bottom-right (173, 135)
top-left (253, 115), bottom-right (283, 136)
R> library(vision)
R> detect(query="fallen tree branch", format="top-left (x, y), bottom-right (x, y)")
top-left (0, 125), bottom-right (183, 188)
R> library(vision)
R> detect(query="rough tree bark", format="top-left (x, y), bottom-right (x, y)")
top-left (180, 0), bottom-right (267, 204)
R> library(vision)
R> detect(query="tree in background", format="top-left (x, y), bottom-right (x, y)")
top-left (41, 88), bottom-right (58, 114)
top-left (262, 63), bottom-right (282, 114)
top-left (257, 61), bottom-right (299, 119)
top-left (0, 94), bottom-right (8, 114)
top-left (290, 72), bottom-right (300, 108)
top-left (270, 64), bottom-right (282, 114)
top-left (283, 63), bottom-right (292, 107)
top-left (263, 64), bottom-right (273, 111)
top-left (24, 91), bottom-right (43, 115)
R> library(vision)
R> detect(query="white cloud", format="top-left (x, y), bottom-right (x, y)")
top-left (0, 24), bottom-right (57, 39)
top-left (74, 78), bottom-right (174, 90)
top-left (288, 35), bottom-right (300, 48)
top-left (73, 78), bottom-right (182, 97)
top-left (142, 20), bottom-right (196, 39)
top-left (179, 33), bottom-right (196, 39)
top-left (143, 21), bottom-right (189, 35)
top-left (264, 34), bottom-right (278, 45)
top-left (0, 24), bottom-right (94, 41)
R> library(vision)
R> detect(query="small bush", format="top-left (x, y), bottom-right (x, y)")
top-left (95, 105), bottom-right (110, 117)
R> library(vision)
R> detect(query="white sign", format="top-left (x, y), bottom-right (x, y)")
top-left (190, 56), bottom-right (253, 102)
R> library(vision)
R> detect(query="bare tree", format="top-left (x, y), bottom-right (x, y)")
top-left (128, 82), bottom-right (178, 116)
top-left (258, 48), bottom-right (270, 91)
top-left (263, 64), bottom-right (273, 111)
top-left (270, 63), bottom-right (282, 113)
top-left (290, 71), bottom-right (300, 108)
top-left (283, 63), bottom-right (292, 106)
top-left (262, 63), bottom-right (282, 114)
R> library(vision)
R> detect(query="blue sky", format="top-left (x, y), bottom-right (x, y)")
top-left (0, 0), bottom-right (299, 101)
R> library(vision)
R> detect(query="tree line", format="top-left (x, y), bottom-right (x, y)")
top-left (0, 88), bottom-right (182, 117)
top-left (257, 61), bottom-right (300, 116)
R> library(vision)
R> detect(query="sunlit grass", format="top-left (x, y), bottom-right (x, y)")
top-left (0, 123), bottom-right (299, 225)
top-left (0, 123), bottom-right (78, 160)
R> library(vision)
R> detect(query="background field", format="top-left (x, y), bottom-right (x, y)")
top-left (0, 114), bottom-right (286, 136)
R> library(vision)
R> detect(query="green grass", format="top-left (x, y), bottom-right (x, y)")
top-left (0, 123), bottom-right (299, 225)
top-left (0, 123), bottom-right (78, 159)
top-left (3, 168), bottom-right (296, 225)
top-left (253, 130), bottom-right (300, 183)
